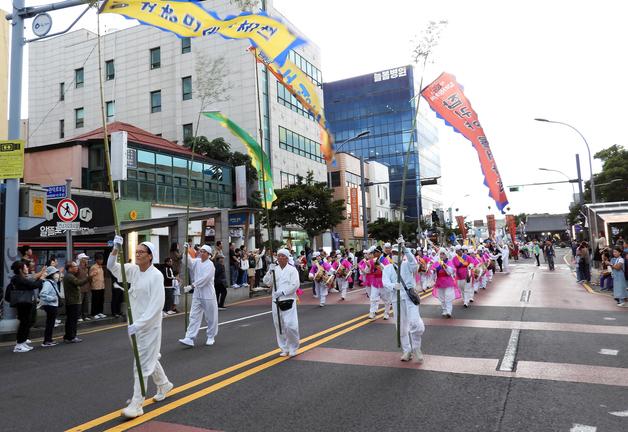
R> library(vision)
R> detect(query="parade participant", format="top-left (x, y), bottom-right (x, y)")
top-left (309, 252), bottom-right (332, 306)
top-left (532, 240), bottom-right (541, 266)
top-left (451, 245), bottom-right (472, 308)
top-left (332, 252), bottom-right (352, 300)
top-left (358, 250), bottom-right (369, 289)
top-left (366, 246), bottom-right (393, 319)
top-left (383, 242), bottom-right (392, 259)
top-left (501, 242), bottom-right (511, 273)
top-left (382, 237), bottom-right (425, 362)
top-left (107, 237), bottom-right (173, 419)
top-left (430, 249), bottom-right (459, 318)
top-left (178, 245), bottom-right (218, 347)
top-left (468, 248), bottom-right (483, 296)
top-left (263, 248), bottom-right (300, 356)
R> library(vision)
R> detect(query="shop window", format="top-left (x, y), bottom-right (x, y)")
top-left (139, 183), bottom-right (155, 201)
top-left (137, 150), bottom-right (155, 170)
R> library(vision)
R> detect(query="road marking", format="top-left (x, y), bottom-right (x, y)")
top-left (498, 329), bottom-right (520, 372)
top-left (608, 410), bottom-right (628, 417)
top-left (570, 424), bottom-right (596, 432)
top-left (199, 311), bottom-right (272, 331)
top-left (66, 309), bottom-right (385, 432)
top-left (603, 317), bottom-right (616, 321)
top-left (598, 349), bottom-right (619, 356)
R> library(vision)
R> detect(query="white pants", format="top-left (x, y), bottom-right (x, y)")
top-left (437, 287), bottom-right (456, 315)
top-left (132, 359), bottom-right (168, 403)
top-left (481, 275), bottom-right (488, 289)
top-left (337, 277), bottom-right (349, 298)
top-left (369, 287), bottom-right (388, 314)
top-left (315, 281), bottom-right (329, 305)
top-left (185, 298), bottom-right (219, 342)
top-left (394, 298), bottom-right (425, 354)
top-left (473, 279), bottom-right (480, 293)
top-left (460, 279), bottom-right (474, 305)
top-left (272, 301), bottom-right (299, 354)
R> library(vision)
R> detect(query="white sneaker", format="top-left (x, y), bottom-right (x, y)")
top-left (617, 303), bottom-right (625, 307)
top-left (13, 343), bottom-right (32, 353)
top-left (368, 313), bottom-right (376, 319)
top-left (26, 339), bottom-right (32, 344)
top-left (232, 284), bottom-right (240, 288)
top-left (153, 382), bottom-right (173, 402)
top-left (389, 310), bottom-right (394, 317)
top-left (178, 338), bottom-right (194, 347)
top-left (205, 339), bottom-right (215, 346)
top-left (279, 351), bottom-right (288, 357)
top-left (400, 352), bottom-right (412, 362)
top-left (288, 351), bottom-right (298, 357)
top-left (121, 401), bottom-right (144, 418)
top-left (55, 319), bottom-right (61, 325)
top-left (413, 348), bottom-right (424, 363)
top-left (166, 310), bottom-right (176, 315)
top-left (99, 314), bottom-right (107, 319)
top-left (78, 318), bottom-right (84, 322)
top-left (383, 314), bottom-right (389, 320)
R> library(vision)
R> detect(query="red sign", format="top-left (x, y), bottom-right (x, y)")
top-left (421, 72), bottom-right (509, 213)
top-left (350, 188), bottom-right (359, 228)
top-left (487, 214), bottom-right (496, 239)
top-left (506, 214), bottom-right (517, 244)
top-left (456, 215), bottom-right (467, 239)
top-left (57, 198), bottom-right (78, 222)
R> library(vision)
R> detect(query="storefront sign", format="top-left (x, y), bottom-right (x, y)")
top-left (45, 184), bottom-right (67, 199)
top-left (229, 212), bottom-right (252, 226)
top-left (0, 140), bottom-right (25, 179)
top-left (235, 165), bottom-right (247, 207)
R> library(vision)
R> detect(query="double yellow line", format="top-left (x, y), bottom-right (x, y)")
top-left (67, 289), bottom-right (433, 432)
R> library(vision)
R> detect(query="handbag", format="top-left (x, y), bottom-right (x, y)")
top-left (276, 299), bottom-right (294, 311)
top-left (10, 289), bottom-right (35, 307)
top-left (393, 264), bottom-right (420, 306)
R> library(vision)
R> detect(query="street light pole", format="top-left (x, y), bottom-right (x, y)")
top-left (538, 167), bottom-right (576, 203)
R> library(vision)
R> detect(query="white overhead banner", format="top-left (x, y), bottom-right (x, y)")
top-left (111, 131), bottom-right (128, 181)
top-left (235, 165), bottom-right (247, 207)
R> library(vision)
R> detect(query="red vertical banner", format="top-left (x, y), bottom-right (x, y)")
top-left (350, 188), bottom-right (359, 228)
top-left (487, 214), bottom-right (496, 239)
top-left (421, 73), bottom-right (509, 213)
top-left (506, 214), bottom-right (517, 244)
top-left (456, 215), bottom-right (467, 239)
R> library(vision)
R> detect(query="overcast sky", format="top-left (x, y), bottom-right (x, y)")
top-left (4, 0), bottom-right (626, 221)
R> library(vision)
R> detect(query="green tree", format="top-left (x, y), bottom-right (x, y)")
top-left (268, 171), bottom-right (345, 247)
top-left (583, 144), bottom-right (628, 203)
top-left (184, 136), bottom-right (230, 161)
top-left (367, 218), bottom-right (418, 243)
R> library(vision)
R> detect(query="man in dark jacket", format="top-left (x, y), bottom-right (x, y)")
top-left (10, 260), bottom-right (44, 353)
top-left (214, 256), bottom-right (228, 310)
top-left (63, 261), bottom-right (90, 343)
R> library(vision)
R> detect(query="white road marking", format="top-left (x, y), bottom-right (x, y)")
top-left (570, 424), bottom-right (596, 432)
top-left (598, 349), bottom-right (619, 356)
top-left (498, 329), bottom-right (520, 372)
top-left (608, 410), bottom-right (628, 417)
top-left (603, 317), bottom-right (617, 321)
top-left (199, 311), bottom-right (272, 330)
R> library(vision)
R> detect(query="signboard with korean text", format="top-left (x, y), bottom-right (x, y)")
top-left (350, 188), bottom-right (360, 228)
top-left (373, 67), bottom-right (407, 82)
top-left (45, 185), bottom-right (67, 199)
top-left (0, 140), bottom-right (25, 179)
top-left (235, 165), bottom-right (247, 207)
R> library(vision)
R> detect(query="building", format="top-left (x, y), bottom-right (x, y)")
top-left (524, 214), bottom-right (569, 241)
top-left (0, 8), bottom-right (9, 139)
top-left (27, 0), bottom-right (325, 245)
top-left (323, 65), bottom-right (442, 224)
top-left (328, 152), bottom-right (390, 249)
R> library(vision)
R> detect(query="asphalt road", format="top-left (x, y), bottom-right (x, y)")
top-left (2, 248), bottom-right (628, 432)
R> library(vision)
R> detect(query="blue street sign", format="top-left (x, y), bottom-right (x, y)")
top-left (574, 224), bottom-right (582, 233)
top-left (45, 184), bottom-right (67, 199)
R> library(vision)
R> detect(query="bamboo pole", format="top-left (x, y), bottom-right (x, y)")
top-left (96, 11), bottom-right (145, 396)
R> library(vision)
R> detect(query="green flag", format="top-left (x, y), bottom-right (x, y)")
top-left (203, 111), bottom-right (276, 208)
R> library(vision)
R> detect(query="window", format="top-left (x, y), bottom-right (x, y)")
top-left (182, 76), bottom-right (192, 100)
top-left (330, 171), bottom-right (341, 187)
top-left (278, 126), bottom-right (323, 163)
top-left (74, 107), bottom-right (84, 128)
top-left (59, 119), bottom-right (64, 139)
top-left (287, 51), bottom-right (322, 86)
top-left (156, 154), bottom-right (173, 174)
top-left (183, 123), bottom-right (193, 140)
top-left (137, 150), bottom-right (155, 170)
top-left (276, 82), bottom-right (315, 121)
top-left (59, 82), bottom-right (65, 101)
top-left (75, 68), bottom-right (84, 88)
top-left (105, 60), bottom-right (115, 80)
top-left (280, 171), bottom-right (297, 188)
top-left (150, 90), bottom-right (161, 113)
top-left (106, 100), bottom-right (115, 119)
top-left (181, 37), bottom-right (191, 54)
top-left (150, 47), bottom-right (161, 69)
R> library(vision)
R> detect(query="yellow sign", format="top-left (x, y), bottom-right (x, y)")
top-left (0, 140), bottom-right (25, 179)
top-left (32, 197), bottom-right (45, 218)
top-left (129, 210), bottom-right (138, 220)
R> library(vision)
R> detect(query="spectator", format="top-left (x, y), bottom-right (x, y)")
top-left (238, 248), bottom-right (250, 287)
top-left (247, 251), bottom-right (256, 287)
top-left (214, 241), bottom-right (225, 260)
top-left (40, 266), bottom-right (62, 347)
top-left (254, 248), bottom-right (266, 288)
top-left (214, 256), bottom-right (227, 310)
top-left (9, 260), bottom-right (44, 353)
top-left (161, 257), bottom-right (176, 316)
top-left (89, 253), bottom-right (106, 319)
top-left (610, 246), bottom-right (627, 306)
top-left (577, 242), bottom-right (591, 283)
top-left (169, 242), bottom-right (182, 278)
top-left (545, 240), bottom-right (555, 271)
top-left (229, 243), bottom-right (239, 288)
top-left (532, 240), bottom-right (541, 266)
top-left (594, 231), bottom-right (608, 270)
top-left (63, 261), bottom-right (90, 343)
top-left (600, 252), bottom-right (613, 291)
top-left (76, 253), bottom-right (92, 321)
top-left (110, 274), bottom-right (125, 318)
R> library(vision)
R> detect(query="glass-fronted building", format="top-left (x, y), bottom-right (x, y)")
top-left (324, 65), bottom-right (440, 221)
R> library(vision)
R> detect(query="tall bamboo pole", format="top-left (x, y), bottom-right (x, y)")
top-left (96, 11), bottom-right (145, 396)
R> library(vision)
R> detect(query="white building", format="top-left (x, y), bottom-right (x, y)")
top-left (367, 160), bottom-right (392, 221)
top-left (27, 0), bottom-right (326, 195)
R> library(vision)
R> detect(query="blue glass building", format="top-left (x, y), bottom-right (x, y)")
top-left (324, 65), bottom-right (440, 221)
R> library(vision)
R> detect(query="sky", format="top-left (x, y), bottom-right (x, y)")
top-left (3, 0), bottom-right (627, 221)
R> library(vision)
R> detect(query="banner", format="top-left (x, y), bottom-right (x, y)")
top-left (235, 165), bottom-right (247, 207)
top-left (0, 140), bottom-right (25, 179)
top-left (486, 214), bottom-right (496, 239)
top-left (252, 49), bottom-right (334, 163)
top-left (203, 112), bottom-right (276, 208)
top-left (350, 188), bottom-right (359, 228)
top-left (101, 0), bottom-right (304, 66)
top-left (456, 215), bottom-right (467, 240)
top-left (421, 73), bottom-right (509, 213)
top-left (505, 214), bottom-right (517, 244)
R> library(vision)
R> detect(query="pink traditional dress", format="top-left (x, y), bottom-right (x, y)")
top-left (309, 260), bottom-right (332, 306)
top-left (430, 259), bottom-right (460, 317)
top-left (333, 258), bottom-right (353, 300)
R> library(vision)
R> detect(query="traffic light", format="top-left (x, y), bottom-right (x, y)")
top-left (509, 186), bottom-right (520, 192)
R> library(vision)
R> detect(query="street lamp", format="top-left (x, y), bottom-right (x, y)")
top-left (534, 118), bottom-right (596, 203)
top-left (330, 131), bottom-right (371, 250)
top-left (538, 167), bottom-right (576, 203)
top-left (446, 194), bottom-right (470, 229)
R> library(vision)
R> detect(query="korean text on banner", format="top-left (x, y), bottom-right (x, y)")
top-left (235, 165), bottom-right (247, 207)
top-left (456, 215), bottom-right (467, 240)
top-left (505, 214), bottom-right (517, 244)
top-left (100, 0), bottom-right (304, 66)
top-left (421, 73), bottom-right (509, 213)
top-left (203, 112), bottom-right (276, 209)
top-left (486, 214), bottom-right (496, 239)
top-left (0, 140), bottom-right (25, 180)
top-left (350, 188), bottom-right (359, 228)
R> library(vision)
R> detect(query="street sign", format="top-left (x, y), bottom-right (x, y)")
top-left (57, 198), bottom-right (78, 222)
top-left (0, 140), bottom-right (25, 179)
top-left (45, 184), bottom-right (67, 199)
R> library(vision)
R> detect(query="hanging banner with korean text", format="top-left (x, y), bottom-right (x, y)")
top-left (486, 214), bottom-right (496, 239)
top-left (203, 112), bottom-right (276, 209)
top-left (456, 215), bottom-right (467, 240)
top-left (421, 72), bottom-right (509, 213)
top-left (252, 48), bottom-right (334, 163)
top-left (505, 214), bottom-right (517, 244)
top-left (350, 188), bottom-right (359, 228)
top-left (100, 0), bottom-right (304, 66)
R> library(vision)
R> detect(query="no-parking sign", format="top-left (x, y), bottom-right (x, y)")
top-left (57, 198), bottom-right (78, 222)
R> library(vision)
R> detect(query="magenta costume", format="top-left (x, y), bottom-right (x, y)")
top-left (431, 260), bottom-right (460, 299)
top-left (452, 254), bottom-right (470, 281)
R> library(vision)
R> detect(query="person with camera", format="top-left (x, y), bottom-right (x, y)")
top-left (8, 260), bottom-right (45, 353)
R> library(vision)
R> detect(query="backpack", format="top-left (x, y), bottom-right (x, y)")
top-left (3, 282), bottom-right (13, 303)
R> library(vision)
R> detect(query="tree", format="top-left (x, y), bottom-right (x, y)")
top-left (368, 218), bottom-right (418, 243)
top-left (268, 171), bottom-right (345, 247)
top-left (229, 0), bottom-right (260, 11)
top-left (583, 144), bottom-right (628, 203)
top-left (184, 136), bottom-right (230, 161)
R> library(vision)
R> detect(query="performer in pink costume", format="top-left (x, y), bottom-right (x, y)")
top-left (430, 249), bottom-right (460, 318)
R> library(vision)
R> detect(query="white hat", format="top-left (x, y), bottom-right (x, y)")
top-left (454, 245), bottom-right (462, 251)
top-left (277, 248), bottom-right (290, 258)
top-left (336, 250), bottom-right (341, 254)
top-left (200, 245), bottom-right (212, 254)
top-left (313, 251), bottom-right (321, 258)
top-left (468, 248), bottom-right (475, 253)
top-left (367, 246), bottom-right (376, 253)
top-left (77, 253), bottom-right (89, 260)
top-left (384, 242), bottom-right (392, 249)
top-left (140, 241), bottom-right (156, 258)
top-left (438, 248), bottom-right (448, 255)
